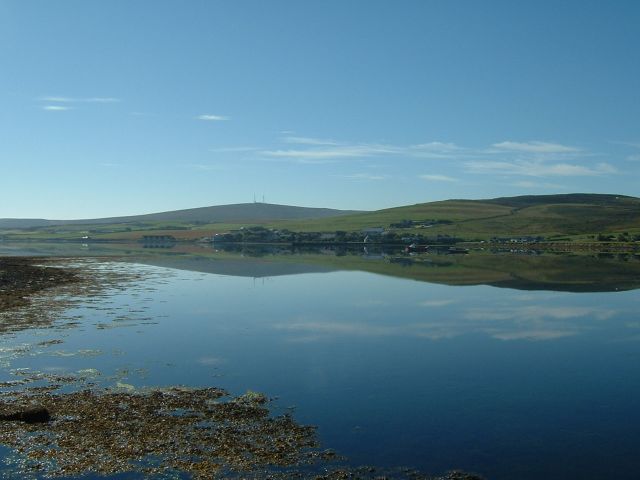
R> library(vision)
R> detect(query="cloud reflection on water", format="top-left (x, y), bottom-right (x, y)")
top-left (275, 303), bottom-right (620, 343)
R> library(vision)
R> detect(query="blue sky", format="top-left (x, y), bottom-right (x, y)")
top-left (1, 1), bottom-right (639, 219)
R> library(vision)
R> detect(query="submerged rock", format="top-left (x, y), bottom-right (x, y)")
top-left (0, 406), bottom-right (51, 424)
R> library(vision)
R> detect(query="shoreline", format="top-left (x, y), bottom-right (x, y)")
top-left (0, 257), bottom-right (79, 311)
top-left (4, 237), bottom-right (640, 254)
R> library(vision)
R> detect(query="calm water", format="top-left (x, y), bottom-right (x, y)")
top-left (1, 247), bottom-right (640, 479)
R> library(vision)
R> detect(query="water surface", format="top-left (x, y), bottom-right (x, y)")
top-left (1, 246), bottom-right (639, 479)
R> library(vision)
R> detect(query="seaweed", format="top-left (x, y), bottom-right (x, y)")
top-left (0, 387), bottom-right (318, 478)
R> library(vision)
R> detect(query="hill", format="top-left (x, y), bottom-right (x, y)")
top-left (0, 203), bottom-right (361, 230)
top-left (2, 194), bottom-right (639, 242)
top-left (268, 193), bottom-right (640, 240)
top-left (482, 193), bottom-right (634, 208)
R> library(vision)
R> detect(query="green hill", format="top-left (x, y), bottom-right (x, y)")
top-left (270, 193), bottom-right (640, 240)
top-left (0, 203), bottom-right (361, 230)
top-left (2, 194), bottom-right (639, 242)
top-left (483, 193), bottom-right (634, 208)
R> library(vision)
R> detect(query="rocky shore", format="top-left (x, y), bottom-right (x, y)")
top-left (0, 257), bottom-right (79, 311)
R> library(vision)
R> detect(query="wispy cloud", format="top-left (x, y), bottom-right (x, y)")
top-left (466, 139), bottom-right (616, 179)
top-left (187, 163), bottom-right (227, 171)
top-left (259, 141), bottom-right (467, 161)
top-left (216, 134), bottom-right (615, 182)
top-left (261, 144), bottom-right (400, 160)
top-left (40, 96), bottom-right (74, 102)
top-left (197, 114), bottom-right (229, 121)
top-left (466, 160), bottom-right (617, 177)
top-left (420, 174), bottom-right (458, 182)
top-left (259, 138), bottom-right (587, 164)
top-left (491, 141), bottom-right (580, 153)
top-left (42, 105), bottom-right (72, 111)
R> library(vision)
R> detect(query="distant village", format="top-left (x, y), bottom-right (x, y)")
top-left (138, 219), bottom-right (556, 247)
top-left (200, 220), bottom-right (553, 246)
top-left (206, 225), bottom-right (464, 246)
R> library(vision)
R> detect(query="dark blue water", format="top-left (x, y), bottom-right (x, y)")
top-left (2, 260), bottom-right (640, 479)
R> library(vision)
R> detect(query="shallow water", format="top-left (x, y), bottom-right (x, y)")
top-left (1, 247), bottom-right (640, 479)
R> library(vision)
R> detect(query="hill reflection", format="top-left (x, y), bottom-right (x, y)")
top-left (131, 245), bottom-right (640, 293)
top-left (2, 242), bottom-right (639, 292)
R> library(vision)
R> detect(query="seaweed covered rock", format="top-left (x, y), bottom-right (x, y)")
top-left (0, 257), bottom-right (78, 311)
top-left (0, 406), bottom-right (51, 424)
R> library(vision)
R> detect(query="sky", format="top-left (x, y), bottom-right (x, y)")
top-left (1, 0), bottom-right (639, 219)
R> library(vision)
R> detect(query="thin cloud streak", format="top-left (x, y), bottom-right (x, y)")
top-left (282, 136), bottom-right (340, 146)
top-left (261, 146), bottom-right (389, 159)
top-left (220, 135), bottom-right (614, 182)
top-left (43, 105), bottom-right (72, 111)
top-left (197, 114), bottom-right (229, 121)
top-left (259, 138), bottom-right (587, 163)
top-left (420, 174), bottom-right (458, 182)
top-left (465, 160), bottom-right (617, 177)
top-left (491, 141), bottom-right (581, 153)
top-left (187, 163), bottom-right (227, 171)
top-left (260, 142), bottom-right (462, 160)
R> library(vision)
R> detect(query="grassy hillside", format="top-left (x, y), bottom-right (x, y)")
top-left (483, 193), bottom-right (635, 208)
top-left (0, 203), bottom-right (360, 230)
top-left (265, 200), bottom-right (513, 232)
top-left (2, 194), bottom-right (639, 242)
top-left (263, 194), bottom-right (640, 240)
